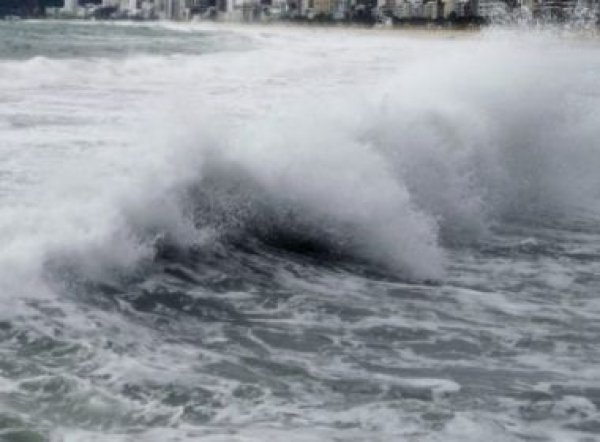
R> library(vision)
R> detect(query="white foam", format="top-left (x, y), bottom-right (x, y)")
top-left (2, 26), bottom-right (600, 292)
top-left (1, 26), bottom-right (600, 441)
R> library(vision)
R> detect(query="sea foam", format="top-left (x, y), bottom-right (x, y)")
top-left (1, 26), bottom-right (599, 293)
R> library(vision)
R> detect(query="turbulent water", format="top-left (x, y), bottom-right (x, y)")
top-left (1, 20), bottom-right (600, 442)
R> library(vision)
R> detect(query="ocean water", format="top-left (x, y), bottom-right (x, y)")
top-left (1, 19), bottom-right (600, 442)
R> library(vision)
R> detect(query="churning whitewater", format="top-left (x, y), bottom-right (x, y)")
top-left (1, 21), bottom-right (600, 442)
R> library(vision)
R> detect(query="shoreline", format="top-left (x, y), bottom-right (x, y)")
top-left (10, 16), bottom-right (485, 39)
top-left (6, 17), bottom-right (600, 42)
top-left (183, 19), bottom-right (483, 37)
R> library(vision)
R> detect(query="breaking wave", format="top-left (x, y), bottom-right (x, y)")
top-left (3, 22), bottom-right (600, 442)
top-left (2, 27), bottom-right (600, 294)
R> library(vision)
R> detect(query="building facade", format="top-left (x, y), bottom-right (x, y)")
top-left (63, 0), bottom-right (79, 12)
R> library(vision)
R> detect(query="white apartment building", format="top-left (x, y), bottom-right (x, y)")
top-left (155, 0), bottom-right (186, 18)
top-left (394, 0), bottom-right (425, 17)
top-left (423, 0), bottom-right (438, 17)
top-left (63, 0), bottom-right (79, 13)
top-left (475, 0), bottom-right (507, 16)
top-left (109, 0), bottom-right (137, 12)
top-left (488, 0), bottom-right (508, 14)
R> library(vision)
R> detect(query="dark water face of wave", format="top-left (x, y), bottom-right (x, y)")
top-left (1, 20), bottom-right (600, 442)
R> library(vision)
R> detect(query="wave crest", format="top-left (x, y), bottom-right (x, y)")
top-left (2, 29), bottom-right (600, 291)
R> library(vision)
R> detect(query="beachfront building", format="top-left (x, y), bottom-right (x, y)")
top-left (473, 0), bottom-right (507, 16)
top-left (283, 0), bottom-right (301, 16)
top-left (422, 0), bottom-right (439, 17)
top-left (312, 0), bottom-right (334, 16)
top-left (331, 0), bottom-right (351, 18)
top-left (63, 0), bottom-right (79, 13)
top-left (578, 0), bottom-right (600, 10)
top-left (523, 0), bottom-right (600, 20)
top-left (112, 0), bottom-right (137, 13)
top-left (441, 0), bottom-right (468, 16)
top-left (300, 0), bottom-right (334, 17)
top-left (535, 0), bottom-right (577, 18)
top-left (98, 0), bottom-right (156, 17)
top-left (186, 0), bottom-right (211, 17)
top-left (351, 0), bottom-right (378, 20)
top-left (154, 0), bottom-right (186, 18)
top-left (393, 0), bottom-right (425, 18)
top-left (58, 0), bottom-right (597, 20)
top-left (518, 0), bottom-right (537, 11)
top-left (2, 0), bottom-right (65, 17)
top-left (375, 0), bottom-right (389, 12)
top-left (186, 0), bottom-right (225, 18)
top-left (412, 1), bottom-right (425, 16)
top-left (381, 0), bottom-right (395, 14)
top-left (252, 0), bottom-right (287, 19)
top-left (187, 0), bottom-right (287, 21)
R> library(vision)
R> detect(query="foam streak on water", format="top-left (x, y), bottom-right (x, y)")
top-left (0, 20), bottom-right (599, 442)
